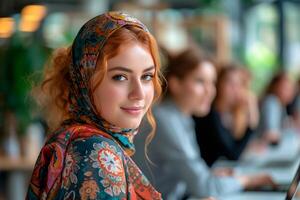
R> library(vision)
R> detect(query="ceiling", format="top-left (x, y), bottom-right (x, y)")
top-left (2, 0), bottom-right (291, 18)
top-left (0, 0), bottom-right (83, 17)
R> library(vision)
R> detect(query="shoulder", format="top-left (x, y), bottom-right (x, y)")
top-left (263, 95), bottom-right (280, 106)
top-left (153, 102), bottom-right (171, 116)
top-left (60, 129), bottom-right (128, 199)
top-left (261, 95), bottom-right (281, 112)
top-left (69, 133), bottom-right (124, 159)
top-left (46, 124), bottom-right (121, 148)
top-left (49, 124), bottom-right (125, 161)
top-left (153, 100), bottom-right (181, 122)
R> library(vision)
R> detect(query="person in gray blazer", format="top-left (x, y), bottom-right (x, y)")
top-left (259, 72), bottom-right (295, 145)
top-left (133, 47), bottom-right (276, 200)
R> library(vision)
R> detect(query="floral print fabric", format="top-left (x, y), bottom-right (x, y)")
top-left (26, 124), bottom-right (161, 199)
top-left (68, 11), bottom-right (149, 155)
top-left (26, 11), bottom-right (161, 200)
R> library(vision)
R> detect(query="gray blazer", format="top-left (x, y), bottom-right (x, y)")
top-left (259, 94), bottom-right (287, 136)
top-left (133, 99), bottom-right (242, 200)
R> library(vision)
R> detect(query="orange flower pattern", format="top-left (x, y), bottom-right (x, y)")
top-left (79, 180), bottom-right (99, 200)
top-left (26, 124), bottom-right (162, 199)
top-left (90, 141), bottom-right (126, 196)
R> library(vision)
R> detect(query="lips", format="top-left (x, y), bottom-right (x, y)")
top-left (120, 106), bottom-right (144, 115)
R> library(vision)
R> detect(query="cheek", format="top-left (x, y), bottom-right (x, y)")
top-left (144, 84), bottom-right (155, 108)
top-left (186, 83), bottom-right (205, 105)
top-left (223, 85), bottom-right (235, 100)
top-left (224, 85), bottom-right (233, 94)
top-left (93, 84), bottom-right (126, 114)
top-left (210, 85), bottom-right (217, 99)
top-left (205, 85), bottom-right (216, 103)
top-left (284, 89), bottom-right (294, 102)
top-left (192, 84), bottom-right (205, 99)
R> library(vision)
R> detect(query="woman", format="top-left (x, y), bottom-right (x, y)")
top-left (259, 72), bottom-right (295, 145)
top-left (133, 47), bottom-right (275, 199)
top-left (194, 65), bottom-right (259, 166)
top-left (287, 78), bottom-right (300, 130)
top-left (26, 12), bottom-right (162, 199)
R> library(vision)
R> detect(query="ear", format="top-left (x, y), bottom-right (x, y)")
top-left (168, 76), bottom-right (182, 96)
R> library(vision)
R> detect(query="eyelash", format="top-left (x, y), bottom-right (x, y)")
top-left (112, 74), bottom-right (154, 82)
top-left (196, 79), bottom-right (204, 83)
top-left (112, 75), bottom-right (127, 81)
top-left (142, 74), bottom-right (154, 81)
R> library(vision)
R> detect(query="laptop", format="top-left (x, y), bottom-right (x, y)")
top-left (285, 162), bottom-right (300, 200)
top-left (221, 162), bottom-right (300, 200)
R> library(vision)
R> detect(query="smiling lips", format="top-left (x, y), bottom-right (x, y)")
top-left (121, 106), bottom-right (144, 115)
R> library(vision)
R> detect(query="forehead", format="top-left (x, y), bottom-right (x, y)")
top-left (107, 42), bottom-right (154, 71)
top-left (197, 62), bottom-right (215, 74)
top-left (224, 70), bottom-right (243, 82)
top-left (185, 61), bottom-right (216, 79)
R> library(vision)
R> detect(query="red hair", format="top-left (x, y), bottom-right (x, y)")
top-left (33, 26), bottom-right (162, 151)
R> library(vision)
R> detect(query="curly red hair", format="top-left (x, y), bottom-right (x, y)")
top-left (33, 26), bottom-right (162, 152)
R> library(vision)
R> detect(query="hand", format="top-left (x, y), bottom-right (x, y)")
top-left (235, 88), bottom-right (249, 107)
top-left (264, 132), bottom-right (280, 145)
top-left (238, 174), bottom-right (278, 190)
top-left (246, 139), bottom-right (268, 153)
top-left (213, 167), bottom-right (234, 177)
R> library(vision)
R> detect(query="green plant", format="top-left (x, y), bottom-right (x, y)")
top-left (0, 32), bottom-right (49, 135)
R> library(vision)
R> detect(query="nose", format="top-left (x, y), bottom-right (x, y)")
top-left (128, 78), bottom-right (145, 100)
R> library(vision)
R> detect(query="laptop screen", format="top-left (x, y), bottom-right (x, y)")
top-left (286, 163), bottom-right (300, 200)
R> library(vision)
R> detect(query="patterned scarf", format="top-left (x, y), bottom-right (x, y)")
top-left (27, 12), bottom-right (162, 200)
top-left (67, 11), bottom-right (149, 156)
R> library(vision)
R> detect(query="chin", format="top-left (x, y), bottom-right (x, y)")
top-left (194, 107), bottom-right (210, 117)
top-left (201, 109), bottom-right (210, 117)
top-left (117, 120), bottom-right (141, 130)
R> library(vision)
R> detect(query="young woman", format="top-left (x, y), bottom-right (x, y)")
top-left (195, 65), bottom-right (259, 166)
top-left (26, 12), bottom-right (162, 199)
top-left (287, 78), bottom-right (300, 130)
top-left (259, 72), bottom-right (295, 145)
top-left (133, 47), bottom-right (275, 199)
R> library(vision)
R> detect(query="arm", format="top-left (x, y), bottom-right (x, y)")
top-left (60, 135), bottom-right (127, 199)
top-left (260, 96), bottom-right (282, 143)
top-left (247, 91), bottom-right (260, 129)
top-left (211, 111), bottom-right (251, 160)
top-left (232, 90), bottom-right (258, 139)
top-left (152, 113), bottom-right (243, 197)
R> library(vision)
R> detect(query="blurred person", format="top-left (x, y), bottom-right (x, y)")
top-left (194, 65), bottom-right (259, 166)
top-left (133, 47), bottom-right (276, 200)
top-left (259, 72), bottom-right (295, 145)
top-left (26, 12), bottom-right (163, 199)
top-left (287, 78), bottom-right (300, 130)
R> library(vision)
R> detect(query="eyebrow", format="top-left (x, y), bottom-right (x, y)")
top-left (108, 66), bottom-right (155, 73)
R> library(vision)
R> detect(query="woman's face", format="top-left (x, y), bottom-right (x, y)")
top-left (176, 61), bottom-right (216, 116)
top-left (92, 42), bottom-right (155, 129)
top-left (219, 71), bottom-right (244, 107)
top-left (277, 77), bottom-right (295, 105)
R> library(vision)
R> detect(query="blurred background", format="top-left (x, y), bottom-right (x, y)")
top-left (0, 0), bottom-right (300, 199)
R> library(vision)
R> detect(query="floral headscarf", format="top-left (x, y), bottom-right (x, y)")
top-left (27, 12), bottom-right (162, 200)
top-left (67, 11), bottom-right (149, 155)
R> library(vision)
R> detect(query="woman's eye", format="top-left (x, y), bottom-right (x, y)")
top-left (142, 74), bottom-right (154, 81)
top-left (195, 78), bottom-right (204, 84)
top-left (112, 75), bottom-right (127, 81)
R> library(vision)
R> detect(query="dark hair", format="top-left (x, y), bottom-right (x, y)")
top-left (265, 71), bottom-right (289, 95)
top-left (163, 46), bottom-right (213, 96)
top-left (215, 64), bottom-right (242, 101)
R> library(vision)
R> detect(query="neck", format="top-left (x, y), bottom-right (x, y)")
top-left (170, 96), bottom-right (191, 116)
